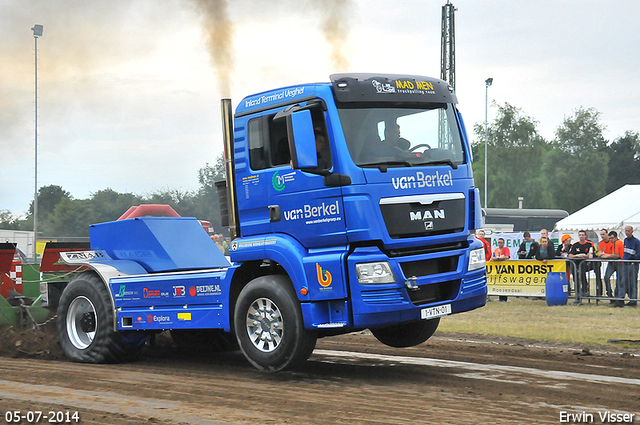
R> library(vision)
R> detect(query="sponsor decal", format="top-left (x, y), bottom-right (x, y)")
top-left (283, 201), bottom-right (342, 225)
top-left (147, 314), bottom-right (153, 323)
top-left (113, 249), bottom-right (155, 259)
top-left (236, 238), bottom-right (276, 249)
top-left (372, 80), bottom-right (395, 93)
top-left (142, 287), bottom-right (169, 299)
top-left (177, 312), bottom-right (192, 321)
top-left (394, 79), bottom-right (435, 94)
top-left (372, 79), bottom-right (436, 95)
top-left (62, 250), bottom-right (108, 261)
top-left (272, 170), bottom-right (295, 191)
top-left (143, 288), bottom-right (160, 298)
top-left (244, 87), bottom-right (305, 108)
top-left (115, 285), bottom-right (136, 298)
top-left (242, 174), bottom-right (259, 199)
top-left (392, 170), bottom-right (453, 190)
top-left (134, 316), bottom-right (145, 324)
top-left (231, 240), bottom-right (239, 251)
top-left (152, 315), bottom-right (171, 323)
top-left (316, 263), bottom-right (333, 288)
top-left (486, 259), bottom-right (566, 297)
top-left (173, 285), bottom-right (186, 297)
top-left (189, 284), bottom-right (222, 297)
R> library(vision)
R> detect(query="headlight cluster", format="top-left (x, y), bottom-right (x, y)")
top-left (355, 262), bottom-right (396, 284)
top-left (468, 248), bottom-right (486, 271)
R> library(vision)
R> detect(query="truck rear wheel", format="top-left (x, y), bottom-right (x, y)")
top-left (234, 275), bottom-right (316, 372)
top-left (371, 318), bottom-right (440, 348)
top-left (57, 271), bottom-right (146, 363)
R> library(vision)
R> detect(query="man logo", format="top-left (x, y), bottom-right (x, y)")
top-left (425, 222), bottom-right (434, 230)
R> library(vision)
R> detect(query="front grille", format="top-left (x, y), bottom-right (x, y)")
top-left (400, 256), bottom-right (458, 278)
top-left (386, 241), bottom-right (468, 258)
top-left (407, 279), bottom-right (461, 305)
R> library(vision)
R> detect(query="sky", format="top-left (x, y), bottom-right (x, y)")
top-left (2, 0), bottom-right (639, 216)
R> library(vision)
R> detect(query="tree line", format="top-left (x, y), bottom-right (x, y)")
top-left (0, 156), bottom-right (226, 238)
top-left (472, 103), bottom-right (640, 212)
top-left (2, 103), bottom-right (640, 237)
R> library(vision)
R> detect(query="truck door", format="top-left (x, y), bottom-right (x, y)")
top-left (239, 102), bottom-right (347, 249)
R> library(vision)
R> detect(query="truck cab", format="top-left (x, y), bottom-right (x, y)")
top-left (223, 73), bottom-right (486, 354)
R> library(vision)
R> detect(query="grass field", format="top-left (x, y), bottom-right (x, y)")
top-left (438, 297), bottom-right (640, 347)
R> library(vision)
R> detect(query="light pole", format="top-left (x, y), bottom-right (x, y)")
top-left (484, 77), bottom-right (493, 209)
top-left (32, 24), bottom-right (43, 263)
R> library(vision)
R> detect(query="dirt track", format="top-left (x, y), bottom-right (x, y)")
top-left (1, 329), bottom-right (639, 425)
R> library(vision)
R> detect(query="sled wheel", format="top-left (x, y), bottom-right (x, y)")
top-left (371, 318), bottom-right (440, 348)
top-left (234, 275), bottom-right (316, 371)
top-left (57, 271), bottom-right (146, 363)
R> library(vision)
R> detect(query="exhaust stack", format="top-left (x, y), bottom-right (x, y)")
top-left (220, 98), bottom-right (239, 240)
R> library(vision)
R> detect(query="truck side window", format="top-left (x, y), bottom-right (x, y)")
top-left (248, 119), bottom-right (266, 170)
top-left (247, 107), bottom-right (330, 170)
top-left (310, 109), bottom-right (331, 170)
top-left (270, 117), bottom-right (290, 167)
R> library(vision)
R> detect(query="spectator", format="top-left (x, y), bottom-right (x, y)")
top-left (477, 229), bottom-right (492, 262)
top-left (608, 231), bottom-right (625, 307)
top-left (569, 230), bottom-right (597, 296)
top-left (535, 236), bottom-right (555, 263)
top-left (539, 228), bottom-right (555, 254)
top-left (492, 238), bottom-right (510, 261)
top-left (598, 229), bottom-right (615, 299)
top-left (620, 225), bottom-right (640, 307)
top-left (556, 234), bottom-right (572, 258)
top-left (213, 234), bottom-right (225, 254)
top-left (518, 231), bottom-right (539, 259)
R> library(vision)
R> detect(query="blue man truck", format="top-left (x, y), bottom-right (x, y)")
top-left (54, 73), bottom-right (487, 371)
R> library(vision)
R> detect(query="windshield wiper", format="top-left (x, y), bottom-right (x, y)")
top-left (420, 159), bottom-right (458, 169)
top-left (359, 161), bottom-right (413, 172)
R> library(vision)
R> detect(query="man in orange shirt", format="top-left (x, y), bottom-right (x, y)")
top-left (598, 229), bottom-right (615, 299)
top-left (604, 230), bottom-right (625, 306)
top-left (492, 237), bottom-right (510, 261)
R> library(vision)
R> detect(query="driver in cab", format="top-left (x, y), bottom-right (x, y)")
top-left (382, 122), bottom-right (410, 151)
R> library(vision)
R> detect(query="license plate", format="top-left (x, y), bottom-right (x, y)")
top-left (421, 304), bottom-right (452, 320)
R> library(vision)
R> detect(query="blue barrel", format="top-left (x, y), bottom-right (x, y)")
top-left (546, 272), bottom-right (568, 306)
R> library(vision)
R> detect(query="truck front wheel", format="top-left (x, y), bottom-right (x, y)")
top-left (57, 271), bottom-right (146, 363)
top-left (234, 275), bottom-right (316, 372)
top-left (371, 318), bottom-right (440, 348)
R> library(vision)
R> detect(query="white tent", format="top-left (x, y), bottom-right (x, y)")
top-left (555, 185), bottom-right (640, 232)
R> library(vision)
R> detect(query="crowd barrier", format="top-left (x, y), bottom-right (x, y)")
top-left (486, 258), bottom-right (640, 306)
top-left (572, 258), bottom-right (640, 306)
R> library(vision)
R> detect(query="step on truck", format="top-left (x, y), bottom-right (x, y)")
top-left (53, 73), bottom-right (488, 371)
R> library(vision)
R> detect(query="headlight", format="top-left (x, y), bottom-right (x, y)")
top-left (468, 248), bottom-right (486, 271)
top-left (355, 262), bottom-right (396, 284)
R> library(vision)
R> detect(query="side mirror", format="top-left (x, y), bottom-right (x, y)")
top-left (287, 110), bottom-right (318, 169)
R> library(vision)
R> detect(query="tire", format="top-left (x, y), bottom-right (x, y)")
top-left (234, 275), bottom-right (317, 372)
top-left (170, 329), bottom-right (239, 352)
top-left (371, 318), bottom-right (440, 348)
top-left (56, 271), bottom-right (146, 363)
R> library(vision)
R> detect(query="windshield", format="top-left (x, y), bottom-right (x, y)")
top-left (336, 105), bottom-right (465, 167)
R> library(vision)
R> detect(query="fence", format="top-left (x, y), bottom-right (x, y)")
top-left (572, 258), bottom-right (640, 306)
